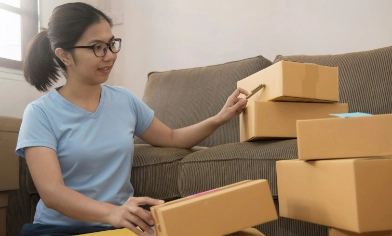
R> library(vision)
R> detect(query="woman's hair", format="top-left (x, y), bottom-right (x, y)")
top-left (23, 2), bottom-right (113, 92)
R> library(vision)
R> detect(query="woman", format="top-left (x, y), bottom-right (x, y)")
top-left (17, 2), bottom-right (248, 236)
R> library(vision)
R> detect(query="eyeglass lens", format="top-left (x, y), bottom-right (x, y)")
top-left (93, 40), bottom-right (121, 57)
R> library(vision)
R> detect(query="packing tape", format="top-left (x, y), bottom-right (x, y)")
top-left (302, 64), bottom-right (318, 98)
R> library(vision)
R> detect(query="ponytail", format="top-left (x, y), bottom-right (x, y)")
top-left (23, 30), bottom-right (63, 92)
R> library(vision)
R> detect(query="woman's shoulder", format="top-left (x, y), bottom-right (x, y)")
top-left (26, 90), bottom-right (57, 110)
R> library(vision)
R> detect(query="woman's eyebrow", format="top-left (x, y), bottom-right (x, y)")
top-left (87, 36), bottom-right (115, 44)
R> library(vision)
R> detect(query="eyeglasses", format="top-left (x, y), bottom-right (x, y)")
top-left (64, 38), bottom-right (122, 57)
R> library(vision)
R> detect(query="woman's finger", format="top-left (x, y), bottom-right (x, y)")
top-left (121, 219), bottom-right (145, 236)
top-left (126, 205), bottom-right (155, 234)
top-left (127, 196), bottom-right (165, 207)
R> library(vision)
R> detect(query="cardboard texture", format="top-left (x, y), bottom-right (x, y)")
top-left (239, 101), bottom-right (348, 142)
top-left (237, 60), bottom-right (339, 103)
top-left (151, 180), bottom-right (277, 236)
top-left (227, 228), bottom-right (265, 236)
top-left (0, 116), bottom-right (21, 191)
top-left (277, 157), bottom-right (392, 233)
top-left (78, 227), bottom-right (265, 236)
top-left (0, 192), bottom-right (9, 236)
top-left (297, 114), bottom-right (392, 160)
top-left (329, 228), bottom-right (392, 236)
top-left (77, 227), bottom-right (151, 236)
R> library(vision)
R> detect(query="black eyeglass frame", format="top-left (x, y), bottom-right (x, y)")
top-left (63, 38), bottom-right (122, 58)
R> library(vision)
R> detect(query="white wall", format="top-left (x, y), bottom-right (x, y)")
top-left (1, 0), bottom-right (392, 117)
top-left (124, 0), bottom-right (392, 98)
top-left (0, 69), bottom-right (48, 118)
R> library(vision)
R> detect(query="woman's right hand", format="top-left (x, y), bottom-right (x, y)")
top-left (107, 196), bottom-right (164, 236)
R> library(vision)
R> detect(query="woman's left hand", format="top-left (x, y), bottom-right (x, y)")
top-left (216, 88), bottom-right (249, 124)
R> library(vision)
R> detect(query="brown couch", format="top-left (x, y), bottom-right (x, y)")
top-left (7, 46), bottom-right (392, 236)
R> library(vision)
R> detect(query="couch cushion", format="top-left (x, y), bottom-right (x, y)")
top-left (274, 46), bottom-right (392, 114)
top-left (131, 144), bottom-right (205, 200)
top-left (136, 56), bottom-right (272, 147)
top-left (178, 139), bottom-right (297, 198)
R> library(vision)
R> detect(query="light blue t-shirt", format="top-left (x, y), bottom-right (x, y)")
top-left (16, 84), bottom-right (154, 226)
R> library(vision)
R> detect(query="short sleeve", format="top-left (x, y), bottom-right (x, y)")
top-left (16, 103), bottom-right (58, 157)
top-left (127, 91), bottom-right (154, 137)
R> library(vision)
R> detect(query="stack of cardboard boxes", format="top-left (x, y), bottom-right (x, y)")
top-left (237, 60), bottom-right (348, 142)
top-left (277, 114), bottom-right (392, 236)
top-left (0, 116), bottom-right (21, 236)
top-left (237, 61), bottom-right (392, 235)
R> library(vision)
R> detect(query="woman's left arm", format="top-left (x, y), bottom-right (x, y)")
top-left (138, 88), bottom-right (249, 148)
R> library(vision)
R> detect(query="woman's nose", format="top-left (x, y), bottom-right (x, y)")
top-left (103, 47), bottom-right (116, 60)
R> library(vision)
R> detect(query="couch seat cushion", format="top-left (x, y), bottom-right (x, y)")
top-left (178, 139), bottom-right (297, 198)
top-left (132, 144), bottom-right (205, 200)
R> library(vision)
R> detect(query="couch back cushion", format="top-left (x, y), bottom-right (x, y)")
top-left (137, 56), bottom-right (272, 147)
top-left (274, 46), bottom-right (392, 114)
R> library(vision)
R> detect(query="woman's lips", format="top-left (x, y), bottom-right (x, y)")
top-left (98, 66), bottom-right (112, 74)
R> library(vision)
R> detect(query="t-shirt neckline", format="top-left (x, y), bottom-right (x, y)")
top-left (53, 84), bottom-right (105, 119)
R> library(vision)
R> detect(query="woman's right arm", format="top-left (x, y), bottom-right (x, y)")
top-left (25, 146), bottom-right (160, 236)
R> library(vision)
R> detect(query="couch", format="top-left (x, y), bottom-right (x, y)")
top-left (7, 45), bottom-right (392, 236)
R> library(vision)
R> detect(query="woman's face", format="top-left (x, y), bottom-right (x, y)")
top-left (68, 20), bottom-right (117, 85)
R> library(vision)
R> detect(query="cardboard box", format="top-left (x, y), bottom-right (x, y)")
top-left (228, 228), bottom-right (265, 236)
top-left (297, 114), bottom-right (392, 160)
top-left (151, 180), bottom-right (277, 236)
top-left (237, 60), bottom-right (339, 103)
top-left (276, 157), bottom-right (392, 233)
top-left (0, 116), bottom-right (21, 191)
top-left (0, 191), bottom-right (9, 236)
top-left (239, 101), bottom-right (348, 141)
top-left (78, 227), bottom-right (265, 236)
top-left (329, 228), bottom-right (392, 236)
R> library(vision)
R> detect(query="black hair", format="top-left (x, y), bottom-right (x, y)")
top-left (23, 2), bottom-right (113, 92)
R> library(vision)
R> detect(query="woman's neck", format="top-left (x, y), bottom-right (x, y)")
top-left (58, 81), bottom-right (102, 113)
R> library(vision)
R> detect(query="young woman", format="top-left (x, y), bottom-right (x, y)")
top-left (16, 2), bottom-right (248, 236)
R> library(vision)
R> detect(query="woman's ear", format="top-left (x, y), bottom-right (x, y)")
top-left (54, 48), bottom-right (71, 66)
